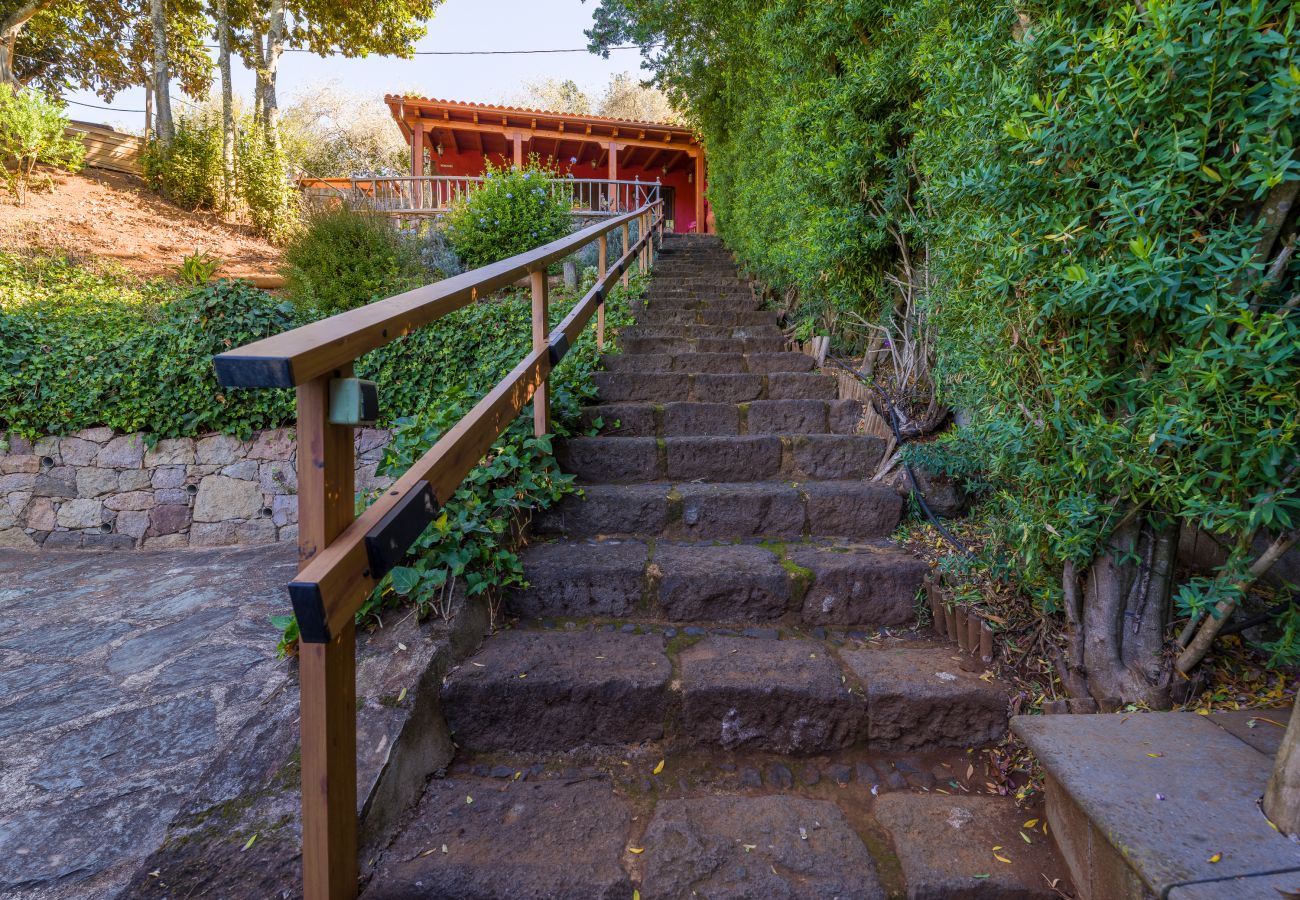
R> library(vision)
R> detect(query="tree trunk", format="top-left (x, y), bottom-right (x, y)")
top-left (216, 0), bottom-right (235, 210)
top-left (1265, 693), bottom-right (1300, 837)
top-left (1067, 517), bottom-right (1177, 708)
top-left (0, 2), bottom-right (43, 85)
top-left (150, 0), bottom-right (174, 147)
top-left (143, 77), bottom-right (153, 143)
top-left (261, 0), bottom-right (286, 153)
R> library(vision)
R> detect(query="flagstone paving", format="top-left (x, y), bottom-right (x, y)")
top-left (0, 545), bottom-right (296, 900)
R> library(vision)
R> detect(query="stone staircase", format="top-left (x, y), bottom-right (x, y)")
top-left (362, 235), bottom-right (1069, 899)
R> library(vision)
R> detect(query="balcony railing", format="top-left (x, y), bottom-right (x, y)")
top-left (302, 175), bottom-right (661, 219)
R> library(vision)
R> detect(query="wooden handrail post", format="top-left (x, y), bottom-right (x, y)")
top-left (622, 221), bottom-right (631, 289)
top-left (597, 234), bottom-right (608, 351)
top-left (296, 372), bottom-right (358, 900)
top-left (530, 269), bottom-right (551, 436)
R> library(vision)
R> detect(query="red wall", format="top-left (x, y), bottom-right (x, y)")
top-left (421, 147), bottom-right (703, 233)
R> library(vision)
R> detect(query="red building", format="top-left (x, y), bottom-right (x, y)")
top-left (384, 95), bottom-right (710, 234)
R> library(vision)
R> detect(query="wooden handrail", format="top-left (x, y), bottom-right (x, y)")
top-left (214, 200), bottom-right (664, 900)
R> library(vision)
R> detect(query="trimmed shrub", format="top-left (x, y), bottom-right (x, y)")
top-left (237, 126), bottom-right (301, 244)
top-left (443, 158), bottom-right (575, 268)
top-left (142, 109), bottom-right (223, 210)
top-left (283, 204), bottom-right (427, 315)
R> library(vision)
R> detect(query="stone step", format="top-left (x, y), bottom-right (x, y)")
top-left (534, 480), bottom-right (902, 540)
top-left (504, 538), bottom-right (924, 625)
top-left (581, 399), bottom-right (864, 437)
top-left (441, 632), bottom-right (1008, 755)
top-left (556, 434), bottom-right (886, 483)
top-left (364, 780), bottom-right (894, 900)
top-left (592, 371), bottom-right (837, 403)
top-left (633, 307), bottom-right (778, 327)
top-left (600, 351), bottom-right (813, 375)
top-left (619, 334), bottom-right (787, 354)
top-left (621, 323), bottom-right (782, 341)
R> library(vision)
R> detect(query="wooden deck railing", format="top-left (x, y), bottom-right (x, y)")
top-left (303, 175), bottom-right (662, 219)
top-left (213, 200), bottom-right (664, 899)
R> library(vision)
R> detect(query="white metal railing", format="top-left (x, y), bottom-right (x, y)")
top-left (338, 176), bottom-right (662, 218)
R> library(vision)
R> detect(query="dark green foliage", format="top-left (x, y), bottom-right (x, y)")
top-left (142, 110), bottom-right (224, 211)
top-left (0, 253), bottom-right (296, 439)
top-left (284, 205), bottom-right (427, 315)
top-left (443, 158), bottom-right (576, 268)
top-left (595, 0), bottom-right (1300, 665)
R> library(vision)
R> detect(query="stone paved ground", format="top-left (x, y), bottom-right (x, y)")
top-left (0, 545), bottom-right (296, 900)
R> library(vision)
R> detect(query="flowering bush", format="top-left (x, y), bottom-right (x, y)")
top-left (443, 157), bottom-right (575, 268)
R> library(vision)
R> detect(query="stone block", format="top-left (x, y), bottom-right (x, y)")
top-left (193, 475), bottom-right (262, 522)
top-left (505, 540), bottom-right (648, 618)
top-left (802, 481), bottom-right (903, 539)
top-left (270, 494), bottom-right (297, 527)
top-left (144, 438), bottom-right (196, 467)
top-left (235, 520), bottom-right (277, 545)
top-left (556, 437), bottom-right (660, 483)
top-left (661, 402), bottom-right (740, 436)
top-left (1, 456), bottom-right (41, 475)
top-left (767, 372), bottom-right (837, 400)
top-left (25, 497), bottom-right (56, 531)
top-left (151, 466), bottom-right (186, 489)
top-left (672, 482), bottom-right (804, 539)
top-left (441, 631), bottom-right (672, 751)
top-left (0, 473), bottom-right (37, 492)
top-left (679, 636), bottom-right (867, 753)
top-left (842, 647), bottom-right (1009, 751)
top-left (690, 373), bottom-right (762, 403)
top-left (56, 498), bottom-right (104, 529)
top-left (257, 460), bottom-right (295, 494)
top-left (0, 527), bottom-right (38, 548)
top-left (787, 435), bottom-right (883, 479)
top-left (5, 433), bottom-right (33, 454)
top-left (356, 427), bottom-right (389, 455)
top-left (104, 491), bottom-right (156, 512)
top-left (75, 468), bottom-right (118, 498)
top-left (75, 427), bottom-right (114, 443)
top-left (219, 459), bottom-right (258, 480)
top-left (580, 403), bottom-right (657, 437)
top-left (532, 485), bottom-right (666, 537)
top-left (143, 534), bottom-right (189, 549)
top-left (664, 436), bottom-right (782, 482)
top-left (195, 434), bottom-right (243, 465)
top-left (33, 436), bottom-right (61, 463)
top-left (58, 437), bottom-right (101, 466)
top-left (96, 434), bottom-right (145, 468)
top-left (154, 488), bottom-right (190, 506)
top-left (653, 543), bottom-right (791, 621)
top-left (744, 351), bottom-right (814, 374)
top-left (593, 371), bottom-right (690, 402)
top-left (247, 429), bottom-right (294, 460)
top-left (791, 545), bottom-right (926, 626)
top-left (115, 510), bottom-right (151, 540)
top-left (640, 796), bottom-right (884, 900)
top-left (828, 399), bottom-right (866, 433)
top-left (747, 399), bottom-right (828, 434)
top-left (33, 467), bottom-right (77, 498)
top-left (117, 469), bottom-right (152, 491)
top-left (189, 521), bottom-right (236, 547)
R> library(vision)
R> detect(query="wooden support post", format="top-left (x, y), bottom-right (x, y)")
top-left (639, 214), bottom-right (648, 273)
top-left (694, 151), bottom-right (706, 234)
top-left (622, 222), bottom-right (631, 289)
top-left (512, 132), bottom-right (523, 168)
top-left (411, 121), bottom-right (424, 178)
top-left (530, 269), bottom-right (550, 436)
top-left (608, 141), bottom-right (619, 184)
top-left (296, 372), bottom-right (358, 900)
top-left (597, 234), bottom-right (608, 351)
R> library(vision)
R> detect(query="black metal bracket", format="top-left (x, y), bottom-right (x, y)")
top-left (287, 581), bottom-right (331, 643)
top-left (548, 333), bottom-right (570, 366)
top-left (364, 481), bottom-right (440, 580)
top-left (213, 354), bottom-right (295, 389)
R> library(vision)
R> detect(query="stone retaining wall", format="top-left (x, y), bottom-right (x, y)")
top-left (0, 427), bottom-right (392, 550)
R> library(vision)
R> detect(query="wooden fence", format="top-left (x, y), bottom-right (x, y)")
top-left (214, 200), bottom-right (664, 899)
top-left (66, 121), bottom-right (143, 176)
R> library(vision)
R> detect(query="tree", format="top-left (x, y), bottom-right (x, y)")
top-left (1266, 693), bottom-right (1300, 837)
top-left (279, 81), bottom-right (408, 177)
top-left (4, 0), bottom-right (211, 101)
top-left (215, 0), bottom-right (234, 208)
top-left (508, 77), bottom-right (592, 116)
top-left (597, 71), bottom-right (678, 123)
top-left (0, 81), bottom-right (83, 202)
top-left (230, 0), bottom-right (441, 152)
top-left (150, 0), bottom-right (173, 145)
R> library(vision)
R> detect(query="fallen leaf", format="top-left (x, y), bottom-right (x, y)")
top-left (518, 673), bottom-right (527, 679)
top-left (419, 848), bottom-right (437, 857)
top-left (634, 892), bottom-right (641, 900)
top-left (1208, 852), bottom-right (1222, 864)
top-left (398, 642), bottom-right (407, 651)
top-left (743, 844), bottom-right (757, 853)
top-left (1023, 819), bottom-right (1038, 829)
top-left (628, 847), bottom-right (645, 854)
top-left (466, 795), bottom-right (473, 805)
top-left (1146, 752), bottom-right (1163, 758)
top-left (242, 833), bottom-right (258, 852)
top-left (397, 687), bottom-right (407, 703)
top-left (148, 870), bottom-right (161, 878)
top-left (653, 759), bottom-right (665, 775)
top-left (1020, 831), bottom-right (1032, 844)
top-left (472, 662), bottom-right (485, 667)
top-left (994, 853), bottom-right (1011, 864)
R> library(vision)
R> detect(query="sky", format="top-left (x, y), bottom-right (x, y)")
top-left (64, 0), bottom-right (649, 132)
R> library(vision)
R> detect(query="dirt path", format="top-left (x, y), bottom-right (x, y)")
top-left (0, 168), bottom-right (283, 282)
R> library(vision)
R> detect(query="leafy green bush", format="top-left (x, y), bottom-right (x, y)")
top-left (444, 158), bottom-right (575, 268)
top-left (284, 204), bottom-right (427, 315)
top-left (237, 126), bottom-right (301, 244)
top-left (142, 109), bottom-right (223, 210)
top-left (0, 252), bottom-right (296, 438)
top-left (0, 84), bottom-right (84, 204)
